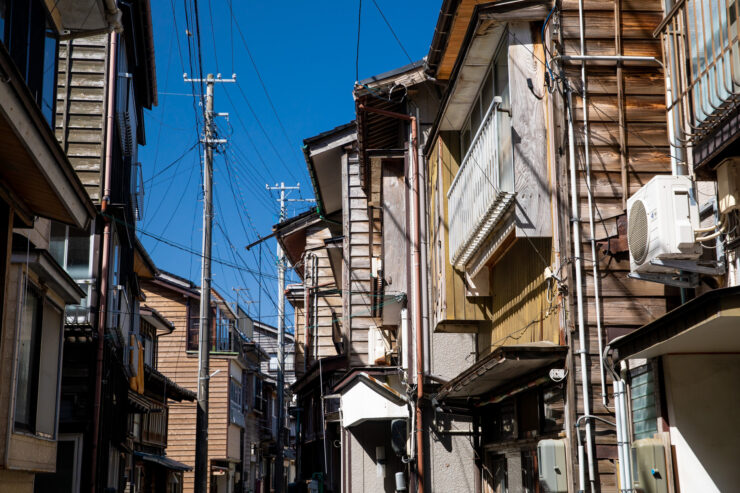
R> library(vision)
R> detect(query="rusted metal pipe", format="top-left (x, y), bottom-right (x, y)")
top-left (90, 29), bottom-right (118, 493)
top-left (358, 103), bottom-right (424, 493)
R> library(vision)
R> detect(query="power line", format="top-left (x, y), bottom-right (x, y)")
top-left (371, 0), bottom-right (412, 63)
top-left (224, 0), bottom-right (306, 181)
top-left (356, 0), bottom-right (362, 81)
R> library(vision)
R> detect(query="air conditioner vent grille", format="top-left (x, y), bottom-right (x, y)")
top-left (628, 199), bottom-right (649, 264)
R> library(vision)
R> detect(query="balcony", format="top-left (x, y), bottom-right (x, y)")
top-left (659, 0), bottom-right (740, 155)
top-left (447, 103), bottom-right (515, 270)
top-left (65, 279), bottom-right (95, 325)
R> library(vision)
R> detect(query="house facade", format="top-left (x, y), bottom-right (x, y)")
top-left (284, 0), bottom-right (740, 491)
top-left (0, 1), bottom-right (129, 491)
top-left (142, 271), bottom-right (278, 493)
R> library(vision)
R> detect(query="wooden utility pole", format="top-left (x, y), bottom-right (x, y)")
top-left (266, 183), bottom-right (313, 492)
top-left (184, 72), bottom-right (235, 492)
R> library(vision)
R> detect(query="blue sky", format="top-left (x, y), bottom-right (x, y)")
top-left (138, 1), bottom-right (441, 329)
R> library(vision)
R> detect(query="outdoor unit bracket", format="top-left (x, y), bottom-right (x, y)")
top-left (648, 258), bottom-right (725, 276)
top-left (628, 271), bottom-right (699, 288)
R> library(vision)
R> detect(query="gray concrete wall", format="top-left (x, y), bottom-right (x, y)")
top-left (425, 411), bottom-right (476, 493)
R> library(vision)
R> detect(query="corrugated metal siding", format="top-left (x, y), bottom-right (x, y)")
top-left (56, 35), bottom-right (107, 203)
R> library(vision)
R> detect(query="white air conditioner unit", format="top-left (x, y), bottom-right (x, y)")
top-left (627, 175), bottom-right (702, 274)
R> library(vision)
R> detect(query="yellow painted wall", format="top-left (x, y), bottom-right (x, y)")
top-left (478, 238), bottom-right (561, 357)
top-left (428, 132), bottom-right (491, 331)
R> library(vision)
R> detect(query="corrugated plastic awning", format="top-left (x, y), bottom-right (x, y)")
top-left (436, 342), bottom-right (567, 402)
top-left (134, 451), bottom-right (192, 472)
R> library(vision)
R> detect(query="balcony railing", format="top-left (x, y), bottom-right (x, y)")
top-left (659, 0), bottom-right (740, 145)
top-left (447, 103), bottom-right (515, 270)
top-left (65, 279), bottom-right (94, 325)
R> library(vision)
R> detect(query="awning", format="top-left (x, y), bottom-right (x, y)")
top-left (436, 342), bottom-right (568, 402)
top-left (611, 286), bottom-right (740, 362)
top-left (0, 42), bottom-right (94, 228)
top-left (134, 451), bottom-right (192, 472)
top-left (11, 249), bottom-right (86, 304)
top-left (337, 372), bottom-right (407, 428)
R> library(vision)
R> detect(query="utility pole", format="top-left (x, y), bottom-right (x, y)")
top-left (266, 182), bottom-right (314, 493)
top-left (184, 72), bottom-right (235, 493)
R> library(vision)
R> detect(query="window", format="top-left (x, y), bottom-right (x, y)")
top-left (3, 0), bottom-right (58, 128)
top-left (50, 222), bottom-right (95, 324)
top-left (458, 37), bottom-right (513, 192)
top-left (230, 379), bottom-right (243, 407)
top-left (15, 284), bottom-right (42, 432)
top-left (107, 231), bottom-right (122, 332)
top-left (187, 303), bottom-right (199, 351)
top-left (269, 355), bottom-right (278, 372)
top-left (14, 280), bottom-right (63, 438)
top-left (143, 334), bottom-right (154, 367)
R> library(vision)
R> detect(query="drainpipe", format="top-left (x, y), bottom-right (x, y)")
top-left (565, 83), bottom-right (596, 492)
top-left (357, 104), bottom-right (424, 493)
top-left (90, 30), bottom-right (118, 493)
top-left (576, 0), bottom-right (608, 411)
top-left (103, 0), bottom-right (123, 33)
top-left (603, 344), bottom-right (634, 492)
top-left (303, 253), bottom-right (313, 372)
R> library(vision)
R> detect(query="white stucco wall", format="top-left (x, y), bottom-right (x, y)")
top-left (663, 354), bottom-right (740, 493)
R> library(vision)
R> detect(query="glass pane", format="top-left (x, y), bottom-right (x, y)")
top-left (67, 227), bottom-right (90, 279)
top-left (494, 44), bottom-right (514, 192)
top-left (481, 68), bottom-right (494, 115)
top-left (49, 222), bottom-right (66, 267)
top-left (15, 285), bottom-right (41, 429)
top-left (471, 95), bottom-right (482, 137)
top-left (41, 27), bottom-right (57, 128)
top-left (461, 121), bottom-right (471, 158)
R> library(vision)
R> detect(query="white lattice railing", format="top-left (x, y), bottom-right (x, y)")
top-left (447, 104), bottom-right (514, 270)
top-left (660, 0), bottom-right (740, 145)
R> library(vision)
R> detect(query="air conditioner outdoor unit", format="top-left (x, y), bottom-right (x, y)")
top-left (627, 175), bottom-right (702, 274)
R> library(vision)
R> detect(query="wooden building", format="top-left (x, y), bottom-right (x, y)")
top-left (142, 271), bottom-right (271, 493)
top-left (422, 0), bottom-right (682, 491)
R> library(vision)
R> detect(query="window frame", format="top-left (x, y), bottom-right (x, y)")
top-left (12, 274), bottom-right (65, 440)
top-left (3, 0), bottom-right (59, 128)
top-left (457, 33), bottom-right (513, 194)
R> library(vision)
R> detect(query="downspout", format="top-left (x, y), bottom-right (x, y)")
top-left (357, 104), bottom-right (424, 493)
top-left (90, 29), bottom-right (118, 493)
top-left (565, 82), bottom-right (596, 492)
top-left (312, 255), bottom-right (319, 361)
top-left (603, 344), bottom-right (633, 492)
top-left (104, 0), bottom-right (124, 33)
top-left (303, 253), bottom-right (312, 372)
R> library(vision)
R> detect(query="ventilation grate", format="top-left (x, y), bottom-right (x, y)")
top-left (628, 199), bottom-right (649, 264)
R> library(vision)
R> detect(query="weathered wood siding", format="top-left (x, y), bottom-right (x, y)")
top-left (344, 154), bottom-right (374, 365)
top-left (559, 1), bottom-right (674, 490)
top-left (477, 238), bottom-right (561, 356)
top-left (142, 282), bottom-right (232, 493)
top-left (56, 35), bottom-right (107, 203)
top-left (428, 132), bottom-right (491, 332)
top-left (307, 225), bottom-right (343, 363)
